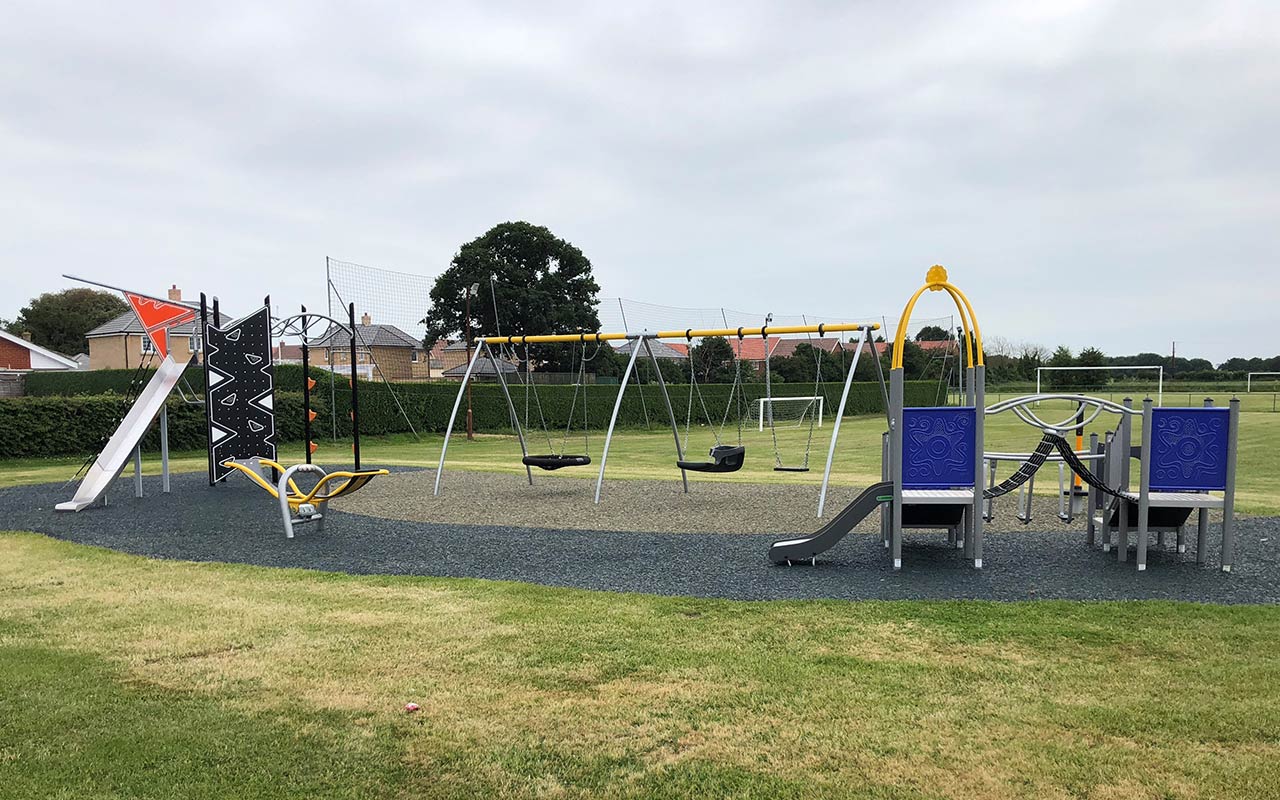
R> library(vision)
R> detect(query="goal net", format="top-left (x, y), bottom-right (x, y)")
top-left (754, 396), bottom-right (824, 431)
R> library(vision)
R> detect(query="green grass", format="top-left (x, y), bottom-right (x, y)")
top-left (7, 402), bottom-right (1275, 513)
top-left (1, 533), bottom-right (1279, 799)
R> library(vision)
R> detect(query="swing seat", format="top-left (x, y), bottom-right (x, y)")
top-left (677, 445), bottom-right (745, 473)
top-left (523, 454), bottom-right (592, 471)
top-left (774, 466), bottom-right (810, 473)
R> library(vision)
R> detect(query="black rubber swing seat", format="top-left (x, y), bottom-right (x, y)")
top-left (677, 445), bottom-right (746, 474)
top-left (773, 466), bottom-right (810, 473)
top-left (523, 454), bottom-right (592, 471)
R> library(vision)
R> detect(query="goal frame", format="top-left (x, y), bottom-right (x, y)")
top-left (756, 396), bottom-right (824, 431)
top-left (1035, 365), bottom-right (1163, 406)
top-left (1247, 372), bottom-right (1280, 392)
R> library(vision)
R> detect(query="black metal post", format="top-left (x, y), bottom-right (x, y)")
top-left (349, 302), bottom-right (361, 470)
top-left (465, 290), bottom-right (474, 440)
top-left (200, 293), bottom-right (215, 485)
top-left (301, 305), bottom-right (312, 465)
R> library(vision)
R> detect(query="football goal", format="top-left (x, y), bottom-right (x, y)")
top-left (1035, 365), bottom-right (1163, 406)
top-left (755, 396), bottom-right (824, 431)
top-left (1247, 372), bottom-right (1280, 392)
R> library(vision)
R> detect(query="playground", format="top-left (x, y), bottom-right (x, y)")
top-left (3, 268), bottom-right (1279, 798)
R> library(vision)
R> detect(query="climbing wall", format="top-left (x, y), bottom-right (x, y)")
top-left (205, 306), bottom-right (276, 483)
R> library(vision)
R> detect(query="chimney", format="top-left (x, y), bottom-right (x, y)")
top-left (361, 312), bottom-right (371, 326)
top-left (21, 331), bottom-right (32, 342)
top-left (168, 284), bottom-right (182, 302)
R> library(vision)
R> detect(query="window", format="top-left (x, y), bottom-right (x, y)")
top-left (411, 350), bottom-right (419, 363)
top-left (188, 333), bottom-right (201, 353)
top-left (140, 335), bottom-right (155, 355)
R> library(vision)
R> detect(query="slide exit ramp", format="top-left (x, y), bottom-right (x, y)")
top-left (56, 354), bottom-right (187, 512)
top-left (768, 481), bottom-right (894, 564)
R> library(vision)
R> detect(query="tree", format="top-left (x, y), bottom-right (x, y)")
top-left (1076, 346), bottom-right (1108, 388)
top-left (689, 336), bottom-right (736, 383)
top-left (7, 289), bottom-right (129, 355)
top-left (915, 325), bottom-right (952, 342)
top-left (1046, 345), bottom-right (1075, 388)
top-left (423, 222), bottom-right (601, 372)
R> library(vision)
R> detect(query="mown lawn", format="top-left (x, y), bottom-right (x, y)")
top-left (6, 402), bottom-right (1277, 513)
top-left (2, 532), bottom-right (1279, 799)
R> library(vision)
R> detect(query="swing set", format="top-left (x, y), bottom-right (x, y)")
top-left (434, 322), bottom-right (880, 505)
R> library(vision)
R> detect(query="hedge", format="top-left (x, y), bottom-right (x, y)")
top-left (3, 374), bottom-right (939, 458)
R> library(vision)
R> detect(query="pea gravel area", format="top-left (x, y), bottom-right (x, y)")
top-left (3, 469), bottom-right (1277, 603)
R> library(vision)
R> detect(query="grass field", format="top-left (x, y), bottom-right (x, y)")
top-left (2, 533), bottom-right (1279, 799)
top-left (3, 402), bottom-right (1279, 797)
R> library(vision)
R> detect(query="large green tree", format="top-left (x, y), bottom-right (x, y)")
top-left (6, 289), bottom-right (128, 355)
top-left (423, 222), bottom-right (601, 373)
top-left (915, 325), bottom-right (952, 342)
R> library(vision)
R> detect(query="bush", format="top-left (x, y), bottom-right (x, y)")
top-left (3, 374), bottom-right (938, 458)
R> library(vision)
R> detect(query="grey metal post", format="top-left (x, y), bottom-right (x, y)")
top-left (641, 337), bottom-right (688, 495)
top-left (1115, 398), bottom-right (1133, 561)
top-left (487, 342), bottom-right (533, 485)
top-left (433, 342), bottom-right (486, 496)
top-left (889, 369), bottom-right (904, 570)
top-left (1086, 432), bottom-right (1099, 545)
top-left (1136, 398), bottom-right (1154, 570)
top-left (971, 364), bottom-right (985, 567)
top-left (160, 404), bottom-right (170, 494)
top-left (133, 443), bottom-right (143, 498)
top-left (818, 327), bottom-right (868, 516)
top-left (881, 430), bottom-right (890, 547)
top-left (594, 336), bottom-right (645, 504)
top-left (1221, 397), bottom-right (1240, 571)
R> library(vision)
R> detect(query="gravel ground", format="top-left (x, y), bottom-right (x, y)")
top-left (2, 470), bottom-right (1275, 603)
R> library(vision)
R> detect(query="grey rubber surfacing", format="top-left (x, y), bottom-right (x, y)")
top-left (2, 471), bottom-right (1278, 603)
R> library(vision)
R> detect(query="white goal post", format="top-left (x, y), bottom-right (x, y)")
top-left (1035, 365), bottom-right (1163, 406)
top-left (756, 396), bottom-right (824, 431)
top-left (1247, 372), bottom-right (1280, 392)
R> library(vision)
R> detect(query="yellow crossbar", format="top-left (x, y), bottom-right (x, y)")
top-left (481, 322), bottom-right (878, 345)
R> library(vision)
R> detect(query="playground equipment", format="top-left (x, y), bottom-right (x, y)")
top-left (56, 277), bottom-right (200, 512)
top-left (516, 339), bottom-right (595, 471)
top-left (434, 322), bottom-right (880, 503)
top-left (677, 331), bottom-right (747, 473)
top-left (219, 304), bottom-right (387, 537)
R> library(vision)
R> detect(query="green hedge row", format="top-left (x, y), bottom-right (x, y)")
top-left (4, 372), bottom-right (939, 458)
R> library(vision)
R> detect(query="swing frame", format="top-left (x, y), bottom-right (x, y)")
top-left (434, 322), bottom-right (881, 504)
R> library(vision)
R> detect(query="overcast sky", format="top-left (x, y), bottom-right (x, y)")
top-left (2, 1), bottom-right (1276, 362)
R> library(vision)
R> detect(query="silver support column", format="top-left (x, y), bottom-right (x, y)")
top-left (133, 443), bottom-right (143, 498)
top-left (641, 337), bottom-right (688, 495)
top-left (1136, 398), bottom-right (1154, 571)
top-left (889, 368), bottom-right (904, 570)
top-left (487, 341), bottom-right (533, 485)
top-left (817, 327), bottom-right (869, 517)
top-left (971, 364), bottom-right (985, 568)
top-left (433, 342), bottom-right (487, 496)
top-left (1222, 397), bottom-right (1240, 571)
top-left (594, 335), bottom-right (645, 504)
top-left (160, 404), bottom-right (171, 494)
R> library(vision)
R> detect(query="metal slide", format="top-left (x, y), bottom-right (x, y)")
top-left (768, 481), bottom-right (894, 564)
top-left (56, 354), bottom-right (188, 512)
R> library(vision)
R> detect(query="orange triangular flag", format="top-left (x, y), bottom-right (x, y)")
top-left (308, 441), bottom-right (318, 454)
top-left (126, 293), bottom-right (195, 359)
top-left (307, 409), bottom-right (317, 422)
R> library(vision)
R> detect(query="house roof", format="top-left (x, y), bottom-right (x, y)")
top-left (443, 358), bottom-right (517, 377)
top-left (613, 339), bottom-right (688, 359)
top-left (85, 305), bottom-right (202, 338)
top-left (0, 329), bottom-right (80, 370)
top-left (313, 324), bottom-right (422, 349)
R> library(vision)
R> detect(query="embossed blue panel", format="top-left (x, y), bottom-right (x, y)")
top-left (902, 407), bottom-right (976, 489)
top-left (1149, 407), bottom-right (1229, 492)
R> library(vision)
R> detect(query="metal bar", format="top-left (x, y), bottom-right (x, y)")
top-left (1136, 398), bottom-right (1153, 570)
top-left (302, 306), bottom-right (312, 465)
top-left (818, 327), bottom-right (869, 517)
top-left (488, 342), bottom-right (533, 485)
top-left (481, 322), bottom-right (881, 345)
top-left (348, 303), bottom-right (361, 469)
top-left (199, 293), bottom-right (215, 486)
top-left (642, 337), bottom-right (687, 494)
top-left (889, 369), bottom-right (904, 570)
top-left (433, 343), bottom-right (486, 496)
top-left (160, 404), bottom-right (170, 494)
top-left (972, 364), bottom-right (985, 568)
top-left (1222, 397), bottom-right (1239, 571)
top-left (594, 337), bottom-right (645, 504)
top-left (133, 443), bottom-right (143, 498)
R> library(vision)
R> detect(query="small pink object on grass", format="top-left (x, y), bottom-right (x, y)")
top-left (404, 702), bottom-right (421, 713)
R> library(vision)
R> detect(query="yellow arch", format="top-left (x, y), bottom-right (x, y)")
top-left (892, 265), bottom-right (984, 370)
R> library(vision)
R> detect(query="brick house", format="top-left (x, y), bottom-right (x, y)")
top-left (310, 314), bottom-right (431, 382)
top-left (84, 285), bottom-right (202, 370)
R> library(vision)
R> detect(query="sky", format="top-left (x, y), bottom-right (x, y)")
top-left (2, 1), bottom-right (1277, 363)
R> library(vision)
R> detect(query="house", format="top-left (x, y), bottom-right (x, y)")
top-left (309, 314), bottom-right (430, 382)
top-left (84, 285), bottom-right (203, 370)
top-left (613, 339), bottom-right (688, 360)
top-left (0, 329), bottom-right (80, 372)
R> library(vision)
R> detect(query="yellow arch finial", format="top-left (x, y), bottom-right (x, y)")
top-left (892, 266), bottom-right (984, 370)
